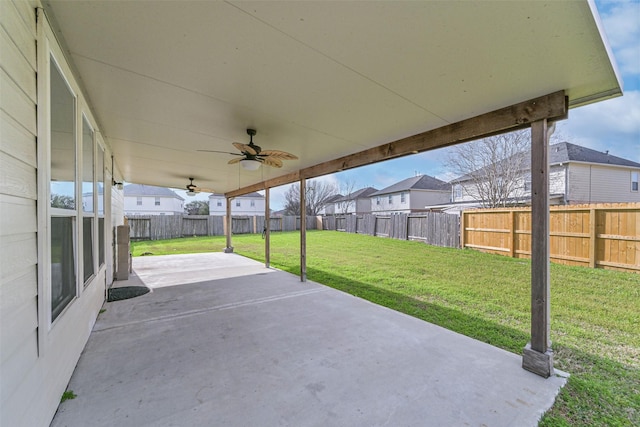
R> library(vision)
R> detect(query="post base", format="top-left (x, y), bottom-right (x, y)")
top-left (223, 246), bottom-right (234, 254)
top-left (522, 342), bottom-right (554, 378)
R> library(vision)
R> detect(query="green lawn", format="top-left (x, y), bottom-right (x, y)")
top-left (132, 231), bottom-right (639, 426)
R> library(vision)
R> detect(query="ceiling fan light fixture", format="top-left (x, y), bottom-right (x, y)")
top-left (240, 159), bottom-right (261, 171)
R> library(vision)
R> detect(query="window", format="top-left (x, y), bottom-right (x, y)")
top-left (82, 116), bottom-right (95, 284)
top-left (236, 200), bottom-right (241, 207)
top-left (50, 57), bottom-right (77, 321)
top-left (376, 197), bottom-right (380, 205)
top-left (388, 195), bottom-right (393, 204)
top-left (97, 146), bottom-right (105, 266)
top-left (137, 197), bottom-right (142, 206)
top-left (217, 199), bottom-right (222, 207)
top-left (632, 172), bottom-right (639, 192)
top-left (51, 217), bottom-right (76, 321)
top-left (250, 200), bottom-right (255, 207)
top-left (454, 185), bottom-right (462, 199)
top-left (155, 197), bottom-right (161, 206)
top-left (524, 181), bottom-right (532, 192)
top-left (400, 192), bottom-right (406, 203)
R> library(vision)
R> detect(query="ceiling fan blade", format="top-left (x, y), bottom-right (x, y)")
top-left (233, 142), bottom-right (257, 155)
top-left (259, 150), bottom-right (298, 160)
top-left (261, 157), bottom-right (283, 168)
top-left (228, 157), bottom-right (243, 164)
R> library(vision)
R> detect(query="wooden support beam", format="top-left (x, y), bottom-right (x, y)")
top-left (265, 188), bottom-right (270, 268)
top-left (225, 91), bottom-right (567, 199)
top-left (224, 197), bottom-right (233, 253)
top-left (226, 171), bottom-right (300, 199)
top-left (522, 119), bottom-right (554, 378)
top-left (300, 178), bottom-right (307, 282)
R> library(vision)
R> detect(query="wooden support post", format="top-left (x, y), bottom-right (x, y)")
top-left (224, 197), bottom-right (233, 253)
top-left (300, 178), bottom-right (307, 282)
top-left (265, 188), bottom-right (270, 268)
top-left (523, 119), bottom-right (553, 378)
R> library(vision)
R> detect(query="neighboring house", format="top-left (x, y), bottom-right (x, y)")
top-left (123, 184), bottom-right (184, 215)
top-left (370, 175), bottom-right (451, 214)
top-left (318, 194), bottom-right (343, 215)
top-left (332, 187), bottom-right (379, 215)
top-left (209, 192), bottom-right (266, 216)
top-left (451, 142), bottom-right (640, 206)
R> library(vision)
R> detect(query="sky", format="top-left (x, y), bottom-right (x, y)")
top-left (176, 0), bottom-right (640, 210)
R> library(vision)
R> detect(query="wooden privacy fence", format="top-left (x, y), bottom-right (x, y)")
top-left (461, 203), bottom-right (640, 273)
top-left (322, 213), bottom-right (460, 248)
top-left (127, 215), bottom-right (315, 241)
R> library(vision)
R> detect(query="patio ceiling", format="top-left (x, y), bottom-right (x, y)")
top-left (43, 0), bottom-right (621, 195)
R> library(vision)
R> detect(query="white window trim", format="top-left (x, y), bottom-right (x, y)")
top-left (632, 171), bottom-right (639, 192)
top-left (37, 11), bottom-right (107, 354)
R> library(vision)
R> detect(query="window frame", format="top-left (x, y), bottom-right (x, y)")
top-left (49, 55), bottom-right (79, 322)
top-left (37, 16), bottom-right (109, 345)
top-left (81, 114), bottom-right (96, 286)
top-left (632, 171), bottom-right (639, 192)
top-left (454, 185), bottom-right (463, 199)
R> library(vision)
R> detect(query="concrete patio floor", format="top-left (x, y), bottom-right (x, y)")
top-left (51, 252), bottom-right (567, 427)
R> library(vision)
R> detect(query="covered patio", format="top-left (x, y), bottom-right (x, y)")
top-left (0, 1), bottom-right (621, 425)
top-left (52, 253), bottom-right (566, 426)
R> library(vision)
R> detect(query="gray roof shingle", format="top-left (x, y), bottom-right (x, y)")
top-left (452, 142), bottom-right (640, 183)
top-left (371, 175), bottom-right (450, 196)
top-left (335, 187), bottom-right (378, 202)
top-left (124, 184), bottom-right (184, 200)
top-left (550, 142), bottom-right (640, 167)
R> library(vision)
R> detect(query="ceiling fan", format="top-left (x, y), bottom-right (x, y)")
top-left (185, 177), bottom-right (214, 196)
top-left (198, 129), bottom-right (298, 170)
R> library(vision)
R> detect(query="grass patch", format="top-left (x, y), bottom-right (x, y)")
top-left (61, 390), bottom-right (76, 403)
top-left (132, 231), bottom-right (640, 426)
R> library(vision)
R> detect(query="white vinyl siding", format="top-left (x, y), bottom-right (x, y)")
top-left (567, 163), bottom-right (640, 203)
top-left (370, 190), bottom-right (450, 214)
top-left (0, 1), bottom-right (39, 426)
top-left (1, 5), bottom-right (112, 426)
top-left (208, 195), bottom-right (266, 216)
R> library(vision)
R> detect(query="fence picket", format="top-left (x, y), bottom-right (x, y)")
top-left (322, 212), bottom-right (460, 248)
top-left (461, 203), bottom-right (639, 273)
top-left (126, 214), bottom-right (316, 241)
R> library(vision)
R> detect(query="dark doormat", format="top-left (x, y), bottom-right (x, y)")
top-left (107, 286), bottom-right (150, 302)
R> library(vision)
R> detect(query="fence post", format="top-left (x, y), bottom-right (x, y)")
top-left (589, 208), bottom-right (597, 268)
top-left (509, 210), bottom-right (516, 258)
top-left (460, 211), bottom-right (466, 248)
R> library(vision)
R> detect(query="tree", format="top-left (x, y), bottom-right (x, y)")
top-left (51, 194), bottom-right (75, 209)
top-left (184, 200), bottom-right (209, 215)
top-left (283, 180), bottom-right (339, 216)
top-left (446, 130), bottom-right (531, 208)
top-left (335, 178), bottom-right (358, 214)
